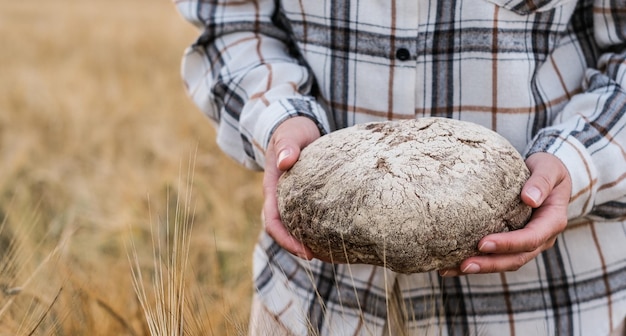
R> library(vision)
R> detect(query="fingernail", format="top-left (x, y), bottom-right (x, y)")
top-left (479, 241), bottom-right (496, 253)
top-left (462, 263), bottom-right (480, 274)
top-left (526, 186), bottom-right (541, 204)
top-left (277, 149), bottom-right (291, 168)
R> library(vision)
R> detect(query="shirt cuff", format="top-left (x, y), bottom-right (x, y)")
top-left (242, 96), bottom-right (331, 169)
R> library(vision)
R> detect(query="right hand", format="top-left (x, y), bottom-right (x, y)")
top-left (263, 116), bottom-right (321, 260)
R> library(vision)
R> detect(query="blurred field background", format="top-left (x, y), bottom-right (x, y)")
top-left (0, 0), bottom-right (264, 334)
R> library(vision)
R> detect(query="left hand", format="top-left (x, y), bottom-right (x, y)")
top-left (439, 152), bottom-right (572, 277)
top-left (262, 116), bottom-right (322, 260)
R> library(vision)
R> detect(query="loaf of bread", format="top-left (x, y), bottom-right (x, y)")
top-left (277, 118), bottom-right (532, 273)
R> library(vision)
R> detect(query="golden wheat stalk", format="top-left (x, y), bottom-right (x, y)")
top-left (0, 201), bottom-right (73, 335)
top-left (128, 153), bottom-right (198, 336)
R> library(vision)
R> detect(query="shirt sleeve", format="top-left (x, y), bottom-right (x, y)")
top-left (176, 0), bottom-right (331, 170)
top-left (525, 0), bottom-right (626, 220)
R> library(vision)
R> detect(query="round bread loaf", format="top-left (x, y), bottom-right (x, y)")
top-left (277, 117), bottom-right (532, 273)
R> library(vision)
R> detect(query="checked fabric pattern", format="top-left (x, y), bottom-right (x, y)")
top-left (176, 0), bottom-right (626, 334)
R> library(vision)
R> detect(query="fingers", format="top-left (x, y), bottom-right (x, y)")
top-left (439, 218), bottom-right (562, 277)
top-left (263, 151), bottom-right (313, 258)
top-left (439, 152), bottom-right (573, 277)
top-left (262, 116), bottom-right (322, 259)
top-left (478, 202), bottom-right (567, 255)
top-left (439, 193), bottom-right (567, 276)
top-left (440, 249), bottom-right (544, 277)
top-left (263, 201), bottom-right (314, 259)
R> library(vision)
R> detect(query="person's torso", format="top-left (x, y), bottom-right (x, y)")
top-left (277, 0), bottom-right (596, 152)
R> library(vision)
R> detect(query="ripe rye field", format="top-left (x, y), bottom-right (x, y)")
top-left (0, 0), bottom-right (264, 334)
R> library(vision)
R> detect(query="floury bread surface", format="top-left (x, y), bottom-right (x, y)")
top-left (277, 118), bottom-right (532, 273)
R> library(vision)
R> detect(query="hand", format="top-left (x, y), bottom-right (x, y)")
top-left (440, 152), bottom-right (572, 276)
top-left (262, 116), bottom-right (321, 260)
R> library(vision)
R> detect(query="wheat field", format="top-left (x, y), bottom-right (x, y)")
top-left (0, 0), bottom-right (264, 334)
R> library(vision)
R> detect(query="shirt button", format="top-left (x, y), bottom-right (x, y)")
top-left (395, 48), bottom-right (411, 61)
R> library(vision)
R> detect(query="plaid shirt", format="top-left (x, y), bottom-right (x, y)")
top-left (176, 0), bottom-right (626, 334)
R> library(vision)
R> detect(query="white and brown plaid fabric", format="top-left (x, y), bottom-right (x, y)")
top-left (176, 0), bottom-right (626, 334)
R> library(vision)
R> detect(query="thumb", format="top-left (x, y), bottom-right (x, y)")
top-left (270, 117), bottom-right (321, 171)
top-left (274, 142), bottom-right (301, 171)
top-left (522, 152), bottom-right (567, 208)
top-left (522, 181), bottom-right (546, 209)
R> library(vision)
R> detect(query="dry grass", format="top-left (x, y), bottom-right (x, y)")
top-left (0, 0), bottom-right (264, 334)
